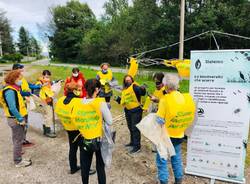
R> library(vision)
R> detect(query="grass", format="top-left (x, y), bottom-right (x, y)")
top-left (27, 65), bottom-right (189, 95)
top-left (27, 65), bottom-right (250, 168)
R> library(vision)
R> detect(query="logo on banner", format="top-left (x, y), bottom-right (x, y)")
top-left (197, 108), bottom-right (204, 117)
top-left (195, 59), bottom-right (201, 70)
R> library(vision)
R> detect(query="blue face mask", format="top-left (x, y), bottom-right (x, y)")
top-left (102, 69), bottom-right (108, 74)
top-left (15, 80), bottom-right (22, 86)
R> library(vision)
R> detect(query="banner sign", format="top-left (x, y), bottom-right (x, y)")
top-left (186, 50), bottom-right (250, 183)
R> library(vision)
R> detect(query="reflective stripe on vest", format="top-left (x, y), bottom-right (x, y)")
top-left (1, 86), bottom-right (27, 118)
top-left (72, 98), bottom-right (104, 139)
top-left (121, 83), bottom-right (141, 110)
top-left (55, 96), bottom-right (78, 131)
top-left (162, 91), bottom-right (195, 138)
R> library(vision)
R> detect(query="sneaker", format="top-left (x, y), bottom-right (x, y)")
top-left (22, 140), bottom-right (35, 147)
top-left (124, 143), bottom-right (133, 148)
top-left (129, 147), bottom-right (141, 154)
top-left (15, 159), bottom-right (32, 168)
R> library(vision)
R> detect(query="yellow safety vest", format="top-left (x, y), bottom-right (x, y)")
top-left (21, 78), bottom-right (31, 92)
top-left (157, 91), bottom-right (195, 138)
top-left (97, 69), bottom-right (113, 93)
top-left (55, 96), bottom-right (78, 131)
top-left (0, 86), bottom-right (27, 118)
top-left (121, 83), bottom-right (141, 110)
top-left (39, 85), bottom-right (54, 101)
top-left (72, 98), bottom-right (104, 139)
top-left (143, 87), bottom-right (165, 110)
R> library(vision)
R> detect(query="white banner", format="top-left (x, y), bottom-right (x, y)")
top-left (186, 50), bottom-right (250, 183)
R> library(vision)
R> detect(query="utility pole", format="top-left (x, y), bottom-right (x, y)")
top-left (0, 31), bottom-right (3, 57)
top-left (179, 0), bottom-right (185, 61)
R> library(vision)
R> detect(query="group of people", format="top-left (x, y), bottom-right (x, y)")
top-left (0, 62), bottom-right (196, 184)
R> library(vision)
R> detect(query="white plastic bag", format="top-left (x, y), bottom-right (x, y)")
top-left (51, 81), bottom-right (62, 95)
top-left (136, 113), bottom-right (175, 160)
top-left (27, 97), bottom-right (36, 111)
top-left (101, 123), bottom-right (115, 168)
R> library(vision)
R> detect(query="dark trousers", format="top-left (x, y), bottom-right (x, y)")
top-left (7, 118), bottom-right (25, 164)
top-left (80, 145), bottom-right (106, 184)
top-left (67, 130), bottom-right (81, 172)
top-left (23, 115), bottom-right (28, 141)
top-left (125, 108), bottom-right (142, 149)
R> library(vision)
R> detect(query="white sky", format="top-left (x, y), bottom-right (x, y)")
top-left (0, 0), bottom-right (107, 53)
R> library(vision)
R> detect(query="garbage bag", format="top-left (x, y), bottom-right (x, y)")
top-left (51, 81), bottom-right (62, 95)
top-left (101, 123), bottom-right (115, 168)
top-left (136, 113), bottom-right (175, 159)
top-left (27, 96), bottom-right (36, 111)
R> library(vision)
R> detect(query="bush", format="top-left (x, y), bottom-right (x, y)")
top-left (2, 53), bottom-right (23, 62)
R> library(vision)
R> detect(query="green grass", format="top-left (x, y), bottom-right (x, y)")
top-left (28, 65), bottom-right (189, 95)
top-left (27, 65), bottom-right (250, 168)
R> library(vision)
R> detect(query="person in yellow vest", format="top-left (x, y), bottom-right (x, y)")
top-left (55, 82), bottom-right (96, 175)
top-left (142, 72), bottom-right (165, 153)
top-left (155, 74), bottom-right (195, 184)
top-left (12, 63), bottom-right (41, 147)
top-left (72, 79), bottom-right (112, 184)
top-left (143, 72), bottom-right (165, 112)
top-left (115, 75), bottom-right (146, 154)
top-left (1, 70), bottom-right (32, 167)
top-left (96, 63), bottom-right (114, 108)
top-left (36, 70), bottom-right (56, 138)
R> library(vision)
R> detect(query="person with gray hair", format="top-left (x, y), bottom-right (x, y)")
top-left (155, 74), bottom-right (196, 184)
top-left (162, 74), bottom-right (180, 91)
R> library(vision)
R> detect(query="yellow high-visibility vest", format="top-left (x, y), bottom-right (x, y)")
top-left (39, 85), bottom-right (54, 101)
top-left (97, 69), bottom-right (113, 93)
top-left (157, 91), bottom-right (195, 138)
top-left (0, 86), bottom-right (27, 118)
top-left (21, 78), bottom-right (31, 92)
top-left (143, 87), bottom-right (165, 110)
top-left (55, 96), bottom-right (78, 131)
top-left (121, 83), bottom-right (141, 110)
top-left (72, 98), bottom-right (104, 139)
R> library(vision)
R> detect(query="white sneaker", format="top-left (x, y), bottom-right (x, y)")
top-left (15, 159), bottom-right (32, 168)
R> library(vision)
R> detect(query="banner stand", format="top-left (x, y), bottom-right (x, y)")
top-left (185, 170), bottom-right (246, 184)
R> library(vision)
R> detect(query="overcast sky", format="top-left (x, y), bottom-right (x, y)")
top-left (0, 0), bottom-right (107, 53)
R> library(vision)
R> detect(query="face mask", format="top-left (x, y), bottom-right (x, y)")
top-left (73, 90), bottom-right (81, 96)
top-left (102, 69), bottom-right (108, 74)
top-left (125, 82), bottom-right (132, 88)
top-left (15, 80), bottom-right (22, 86)
top-left (72, 73), bottom-right (79, 77)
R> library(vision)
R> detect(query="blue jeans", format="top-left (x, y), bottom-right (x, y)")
top-left (156, 138), bottom-right (183, 183)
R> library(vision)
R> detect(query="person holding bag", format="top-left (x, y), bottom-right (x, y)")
top-left (72, 79), bottom-right (112, 184)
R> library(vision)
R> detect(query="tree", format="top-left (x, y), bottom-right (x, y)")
top-left (0, 10), bottom-right (15, 54)
top-left (49, 0), bottom-right (96, 63)
top-left (18, 26), bottom-right (30, 56)
top-left (30, 36), bottom-right (41, 57)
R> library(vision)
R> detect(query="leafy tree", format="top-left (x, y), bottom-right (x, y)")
top-left (30, 36), bottom-right (41, 57)
top-left (49, 0), bottom-right (96, 63)
top-left (18, 26), bottom-right (30, 56)
top-left (0, 10), bottom-right (15, 54)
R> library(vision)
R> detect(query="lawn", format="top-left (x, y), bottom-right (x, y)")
top-left (28, 65), bottom-right (189, 95)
